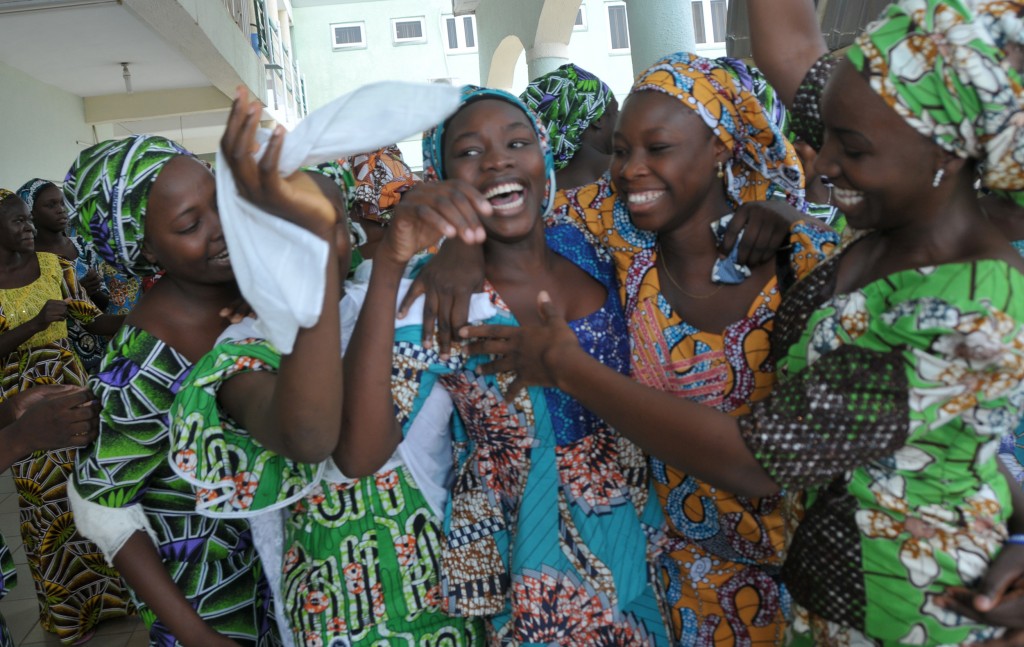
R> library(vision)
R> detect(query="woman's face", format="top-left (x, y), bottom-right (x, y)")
top-left (611, 90), bottom-right (727, 234)
top-left (141, 155), bottom-right (232, 284)
top-left (442, 99), bottom-right (547, 243)
top-left (0, 197), bottom-right (36, 254)
top-left (30, 184), bottom-right (67, 234)
top-left (816, 60), bottom-right (944, 229)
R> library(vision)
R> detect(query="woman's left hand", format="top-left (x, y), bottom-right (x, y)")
top-left (461, 291), bottom-right (580, 399)
top-left (723, 200), bottom-right (804, 267)
top-left (936, 544), bottom-right (1024, 638)
top-left (221, 86), bottom-right (335, 237)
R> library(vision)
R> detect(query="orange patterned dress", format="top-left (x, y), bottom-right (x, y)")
top-left (552, 177), bottom-right (838, 645)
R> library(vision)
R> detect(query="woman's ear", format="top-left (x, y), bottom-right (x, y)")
top-left (713, 136), bottom-right (731, 166)
top-left (141, 236), bottom-right (158, 265)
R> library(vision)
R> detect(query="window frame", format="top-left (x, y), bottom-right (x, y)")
top-left (391, 16), bottom-right (427, 45)
top-left (330, 21), bottom-right (366, 50)
top-left (606, 2), bottom-right (630, 52)
top-left (691, 0), bottom-right (728, 49)
top-left (574, 6), bottom-right (588, 31)
top-left (441, 13), bottom-right (478, 53)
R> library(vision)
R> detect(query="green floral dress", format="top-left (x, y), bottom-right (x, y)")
top-left (737, 246), bottom-right (1024, 645)
top-left (169, 333), bottom-right (482, 647)
top-left (73, 326), bottom-right (279, 646)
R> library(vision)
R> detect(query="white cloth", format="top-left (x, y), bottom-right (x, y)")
top-left (216, 81), bottom-right (462, 354)
top-left (67, 480), bottom-right (159, 566)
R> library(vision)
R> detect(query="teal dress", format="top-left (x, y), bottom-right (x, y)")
top-left (393, 223), bottom-right (671, 644)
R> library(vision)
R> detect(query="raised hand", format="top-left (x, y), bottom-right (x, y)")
top-left (221, 86), bottom-right (336, 237)
top-left (936, 543), bottom-right (1024, 641)
top-left (461, 290), bottom-right (580, 399)
top-left (378, 180), bottom-right (490, 268)
top-left (32, 299), bottom-right (68, 329)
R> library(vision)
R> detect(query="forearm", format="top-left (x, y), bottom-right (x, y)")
top-left (84, 314), bottom-right (125, 337)
top-left (0, 321), bottom-right (43, 356)
top-left (551, 345), bottom-right (779, 497)
top-left (260, 251), bottom-right (343, 462)
top-left (747, 0), bottom-right (827, 106)
top-left (113, 532), bottom-right (223, 646)
top-left (336, 257), bottom-right (405, 477)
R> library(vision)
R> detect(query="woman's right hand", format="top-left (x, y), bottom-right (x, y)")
top-left (221, 87), bottom-right (336, 238)
top-left (378, 180), bottom-right (490, 269)
top-left (9, 385), bottom-right (99, 452)
top-left (31, 299), bottom-right (68, 330)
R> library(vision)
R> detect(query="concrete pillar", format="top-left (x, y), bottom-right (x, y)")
top-left (526, 41), bottom-right (570, 80)
top-left (623, 0), bottom-right (697, 77)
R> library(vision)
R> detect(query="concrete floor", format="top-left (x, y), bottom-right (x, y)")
top-left (0, 470), bottom-right (148, 646)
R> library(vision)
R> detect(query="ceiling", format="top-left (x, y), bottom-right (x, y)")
top-left (0, 1), bottom-right (209, 97)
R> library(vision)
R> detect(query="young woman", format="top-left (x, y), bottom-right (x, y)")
top-left (342, 86), bottom-right (671, 644)
top-left (18, 178), bottom-right (111, 373)
top-left (463, 2), bottom-right (1024, 644)
top-left (166, 92), bottom-right (483, 645)
top-left (0, 189), bottom-right (131, 645)
top-left (65, 134), bottom-right (285, 646)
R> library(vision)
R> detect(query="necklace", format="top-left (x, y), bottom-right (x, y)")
top-left (655, 243), bottom-right (724, 300)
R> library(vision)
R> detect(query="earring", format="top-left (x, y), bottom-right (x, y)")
top-left (716, 162), bottom-right (725, 179)
top-left (932, 168), bottom-right (945, 188)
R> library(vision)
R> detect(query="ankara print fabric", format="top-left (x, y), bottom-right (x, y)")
top-left (0, 252), bottom-right (132, 644)
top-left (73, 326), bottom-right (279, 647)
top-left (738, 250), bottom-right (1024, 645)
top-left (552, 178), bottom-right (839, 644)
top-left (168, 335), bottom-right (481, 646)
top-left (849, 0), bottom-right (1024, 194)
top-left (999, 239), bottom-right (1024, 489)
top-left (392, 223), bottom-right (670, 645)
top-left (0, 534), bottom-right (14, 646)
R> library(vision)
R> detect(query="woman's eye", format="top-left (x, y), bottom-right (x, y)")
top-left (178, 220), bottom-right (200, 234)
top-left (455, 148), bottom-right (480, 158)
top-left (510, 139), bottom-right (531, 149)
top-left (648, 143), bottom-right (671, 153)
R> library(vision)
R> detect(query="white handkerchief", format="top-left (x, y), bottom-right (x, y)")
top-left (216, 81), bottom-right (462, 353)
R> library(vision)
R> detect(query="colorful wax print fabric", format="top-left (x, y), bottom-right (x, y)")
top-left (0, 252), bottom-right (133, 644)
top-left (74, 326), bottom-right (279, 646)
top-left (739, 246), bottom-right (1024, 645)
top-left (392, 222), bottom-right (670, 645)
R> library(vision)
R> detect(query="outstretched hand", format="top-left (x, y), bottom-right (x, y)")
top-left (221, 86), bottom-right (336, 237)
top-left (461, 291), bottom-right (580, 400)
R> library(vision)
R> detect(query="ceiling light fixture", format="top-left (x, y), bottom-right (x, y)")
top-left (121, 62), bottom-right (132, 94)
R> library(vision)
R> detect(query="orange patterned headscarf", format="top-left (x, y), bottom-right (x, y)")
top-left (631, 52), bottom-right (806, 209)
top-left (346, 145), bottom-right (416, 223)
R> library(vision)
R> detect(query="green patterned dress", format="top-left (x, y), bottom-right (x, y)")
top-left (169, 330), bottom-right (482, 647)
top-left (0, 535), bottom-right (16, 646)
top-left (0, 252), bottom-right (133, 644)
top-left (73, 325), bottom-right (279, 646)
top-left (737, 245), bottom-right (1024, 645)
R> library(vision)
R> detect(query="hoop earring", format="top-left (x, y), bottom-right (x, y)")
top-left (932, 168), bottom-right (945, 188)
top-left (716, 162), bottom-right (725, 179)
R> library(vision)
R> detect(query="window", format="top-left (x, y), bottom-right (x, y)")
top-left (607, 3), bottom-right (629, 51)
top-left (442, 14), bottom-right (478, 52)
top-left (574, 6), bottom-right (587, 31)
top-left (692, 0), bottom-right (728, 45)
top-left (392, 17), bottom-right (426, 44)
top-left (331, 21), bottom-right (365, 49)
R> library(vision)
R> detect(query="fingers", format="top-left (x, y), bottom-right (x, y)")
top-left (505, 376), bottom-right (528, 402)
top-left (422, 289), bottom-right (438, 350)
top-left (459, 324), bottom-right (517, 341)
top-left (257, 125), bottom-right (286, 195)
top-left (973, 546), bottom-right (1024, 612)
top-left (398, 279), bottom-right (426, 320)
top-left (464, 337), bottom-right (516, 358)
top-left (536, 290), bottom-right (563, 325)
top-left (720, 210), bottom-right (748, 254)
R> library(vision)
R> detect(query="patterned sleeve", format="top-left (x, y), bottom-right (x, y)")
top-left (58, 256), bottom-right (102, 324)
top-left (168, 337), bottom-right (323, 517)
top-left (788, 219), bottom-right (839, 281)
top-left (789, 53), bottom-right (839, 151)
top-left (741, 285), bottom-right (1024, 491)
top-left (74, 329), bottom-right (183, 509)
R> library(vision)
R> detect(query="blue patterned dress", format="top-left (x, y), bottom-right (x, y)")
top-left (391, 222), bottom-right (670, 645)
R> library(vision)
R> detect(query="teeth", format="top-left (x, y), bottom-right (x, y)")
top-left (211, 250), bottom-right (230, 261)
top-left (492, 193), bottom-right (525, 212)
top-left (832, 187), bottom-right (863, 206)
top-left (627, 191), bottom-right (665, 206)
top-left (484, 182), bottom-right (524, 199)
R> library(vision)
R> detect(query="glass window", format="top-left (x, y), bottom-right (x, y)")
top-left (710, 0), bottom-right (727, 43)
top-left (442, 14), bottom-right (477, 53)
top-left (331, 22), bottom-right (365, 49)
top-left (393, 18), bottom-right (425, 42)
top-left (446, 17), bottom-right (459, 49)
top-left (574, 7), bottom-right (587, 30)
top-left (463, 16), bottom-right (475, 48)
top-left (691, 1), bottom-right (706, 44)
top-left (608, 4), bottom-right (629, 50)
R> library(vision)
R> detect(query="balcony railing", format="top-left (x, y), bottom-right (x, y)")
top-left (222, 0), bottom-right (252, 34)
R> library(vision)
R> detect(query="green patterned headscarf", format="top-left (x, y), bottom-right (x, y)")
top-left (848, 0), bottom-right (1024, 194)
top-left (64, 135), bottom-right (191, 276)
top-left (520, 63), bottom-right (614, 171)
top-left (0, 189), bottom-right (14, 205)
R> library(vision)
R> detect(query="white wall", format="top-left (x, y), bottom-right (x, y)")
top-left (0, 61), bottom-right (98, 190)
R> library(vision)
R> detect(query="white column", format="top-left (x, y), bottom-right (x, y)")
top-left (623, 0), bottom-right (697, 76)
top-left (526, 41), bottom-right (571, 80)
